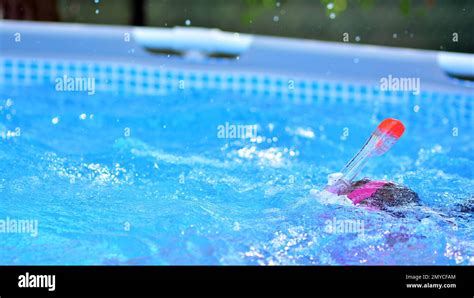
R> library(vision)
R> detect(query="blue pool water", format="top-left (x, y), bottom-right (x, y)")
top-left (0, 83), bottom-right (472, 265)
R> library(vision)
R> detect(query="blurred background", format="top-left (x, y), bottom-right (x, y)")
top-left (1, 0), bottom-right (472, 53)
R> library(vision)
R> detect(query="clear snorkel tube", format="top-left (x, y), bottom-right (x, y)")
top-left (325, 118), bottom-right (405, 195)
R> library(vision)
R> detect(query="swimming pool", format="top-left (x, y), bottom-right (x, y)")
top-left (0, 21), bottom-right (473, 265)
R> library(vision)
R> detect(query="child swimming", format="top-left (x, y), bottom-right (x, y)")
top-left (315, 118), bottom-right (419, 210)
top-left (330, 176), bottom-right (419, 211)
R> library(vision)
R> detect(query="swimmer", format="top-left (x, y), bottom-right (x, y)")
top-left (319, 118), bottom-right (419, 210)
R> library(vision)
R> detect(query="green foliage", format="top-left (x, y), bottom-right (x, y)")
top-left (400, 0), bottom-right (411, 15)
top-left (240, 0), bottom-right (431, 22)
top-left (358, 0), bottom-right (375, 9)
top-left (242, 0), bottom-right (280, 24)
top-left (321, 0), bottom-right (348, 18)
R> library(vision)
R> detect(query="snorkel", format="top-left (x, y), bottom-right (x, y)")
top-left (325, 118), bottom-right (405, 196)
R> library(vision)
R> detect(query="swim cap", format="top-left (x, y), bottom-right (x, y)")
top-left (347, 179), bottom-right (420, 209)
top-left (347, 180), bottom-right (387, 204)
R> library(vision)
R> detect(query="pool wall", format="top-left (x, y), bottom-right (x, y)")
top-left (0, 20), bottom-right (473, 128)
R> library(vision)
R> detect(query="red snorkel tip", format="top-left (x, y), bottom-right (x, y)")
top-left (377, 118), bottom-right (405, 139)
top-left (325, 118), bottom-right (405, 195)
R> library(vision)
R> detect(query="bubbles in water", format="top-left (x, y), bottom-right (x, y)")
top-left (268, 123), bottom-right (275, 132)
top-left (185, 19), bottom-right (191, 26)
top-left (285, 126), bottom-right (315, 139)
top-left (310, 189), bottom-right (353, 206)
